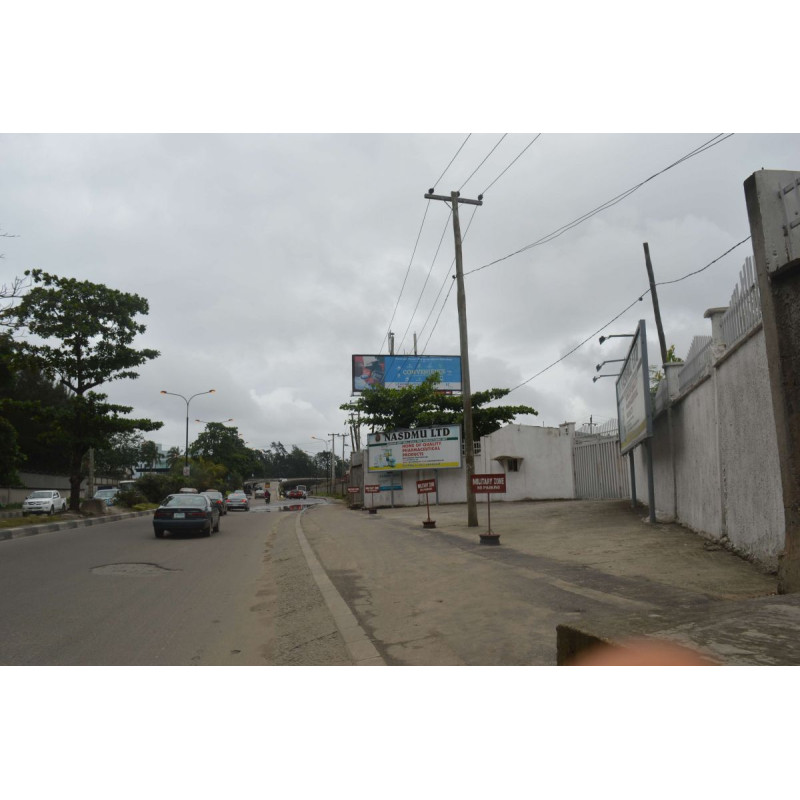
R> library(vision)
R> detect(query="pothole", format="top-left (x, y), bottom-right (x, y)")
top-left (92, 562), bottom-right (177, 577)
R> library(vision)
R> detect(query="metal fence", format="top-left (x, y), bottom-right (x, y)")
top-left (678, 335), bottom-right (713, 393)
top-left (720, 256), bottom-right (762, 348)
top-left (573, 434), bottom-right (630, 500)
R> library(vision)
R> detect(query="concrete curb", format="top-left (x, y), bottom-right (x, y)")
top-left (0, 509), bottom-right (155, 542)
top-left (294, 508), bottom-right (385, 666)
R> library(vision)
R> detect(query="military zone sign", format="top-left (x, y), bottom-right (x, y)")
top-left (615, 320), bottom-right (653, 456)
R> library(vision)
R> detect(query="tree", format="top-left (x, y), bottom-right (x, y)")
top-left (139, 440), bottom-right (160, 470)
top-left (340, 373), bottom-right (537, 441)
top-left (11, 270), bottom-right (163, 510)
top-left (166, 446), bottom-right (182, 469)
top-left (93, 430), bottom-right (145, 478)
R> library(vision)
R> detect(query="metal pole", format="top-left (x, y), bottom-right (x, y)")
top-left (645, 440), bottom-right (656, 523)
top-left (629, 451), bottom-right (637, 508)
top-left (643, 243), bottom-right (669, 365)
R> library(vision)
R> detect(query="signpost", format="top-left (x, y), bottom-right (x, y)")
top-left (417, 478), bottom-right (437, 528)
top-left (364, 484), bottom-right (380, 514)
top-left (471, 474), bottom-right (506, 545)
top-left (347, 486), bottom-right (360, 509)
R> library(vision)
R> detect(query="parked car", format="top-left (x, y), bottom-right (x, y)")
top-left (22, 490), bottom-right (68, 516)
top-left (153, 494), bottom-right (220, 538)
top-left (226, 491), bottom-right (250, 511)
top-left (200, 490), bottom-right (226, 516)
top-left (93, 488), bottom-right (119, 507)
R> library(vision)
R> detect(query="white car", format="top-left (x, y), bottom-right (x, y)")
top-left (22, 490), bottom-right (68, 516)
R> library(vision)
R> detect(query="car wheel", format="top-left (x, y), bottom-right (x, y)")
top-left (48, 506), bottom-right (55, 516)
top-left (213, 516), bottom-right (220, 533)
top-left (154, 528), bottom-right (165, 539)
top-left (203, 521), bottom-right (212, 537)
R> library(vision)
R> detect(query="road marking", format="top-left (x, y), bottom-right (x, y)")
top-left (295, 512), bottom-right (385, 666)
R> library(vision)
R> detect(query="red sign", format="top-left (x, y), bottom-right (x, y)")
top-left (471, 474), bottom-right (506, 494)
top-left (364, 485), bottom-right (381, 494)
top-left (416, 479), bottom-right (436, 494)
top-left (347, 487), bottom-right (360, 494)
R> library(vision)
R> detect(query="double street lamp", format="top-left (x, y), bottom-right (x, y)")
top-left (160, 389), bottom-right (216, 475)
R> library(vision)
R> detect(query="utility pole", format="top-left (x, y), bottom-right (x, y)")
top-left (330, 432), bottom-right (348, 495)
top-left (424, 189), bottom-right (483, 528)
top-left (643, 242), bottom-right (669, 365)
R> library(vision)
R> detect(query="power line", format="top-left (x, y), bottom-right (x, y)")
top-left (432, 133), bottom-right (471, 191)
top-left (465, 134), bottom-right (734, 277)
top-left (507, 235), bottom-right (752, 395)
top-left (378, 134), bottom-right (474, 353)
top-left (459, 134), bottom-right (507, 191)
top-left (481, 133), bottom-right (542, 195)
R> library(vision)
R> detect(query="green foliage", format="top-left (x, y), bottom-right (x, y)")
top-left (93, 430), bottom-right (145, 478)
top-left (10, 270), bottom-right (162, 508)
top-left (133, 473), bottom-right (185, 504)
top-left (650, 344), bottom-right (682, 394)
top-left (0, 417), bottom-right (23, 485)
top-left (340, 373), bottom-right (537, 440)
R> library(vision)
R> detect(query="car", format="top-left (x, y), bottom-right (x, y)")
top-left (179, 487), bottom-right (199, 493)
top-left (286, 488), bottom-right (306, 499)
top-left (22, 490), bottom-right (68, 516)
top-left (226, 491), bottom-right (250, 511)
top-left (297, 485), bottom-right (308, 497)
top-left (153, 493), bottom-right (220, 538)
top-left (200, 490), bottom-right (226, 516)
top-left (254, 488), bottom-right (265, 498)
top-left (93, 488), bottom-right (119, 507)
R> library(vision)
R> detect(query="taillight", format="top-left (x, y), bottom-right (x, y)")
top-left (187, 510), bottom-right (207, 518)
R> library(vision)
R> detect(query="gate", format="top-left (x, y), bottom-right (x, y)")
top-left (573, 434), bottom-right (629, 500)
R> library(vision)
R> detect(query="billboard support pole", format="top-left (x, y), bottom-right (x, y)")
top-left (629, 451), bottom-right (637, 508)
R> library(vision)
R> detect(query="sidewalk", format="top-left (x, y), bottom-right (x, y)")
top-left (347, 498), bottom-right (796, 665)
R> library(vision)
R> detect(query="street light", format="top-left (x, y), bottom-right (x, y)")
top-left (599, 333), bottom-right (634, 345)
top-left (596, 359), bottom-right (625, 372)
top-left (593, 374), bottom-right (620, 383)
top-left (195, 418), bottom-right (233, 424)
top-left (160, 389), bottom-right (215, 475)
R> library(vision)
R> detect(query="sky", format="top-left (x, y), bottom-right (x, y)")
top-left (3, 2), bottom-right (794, 781)
top-left (2, 131), bottom-right (798, 459)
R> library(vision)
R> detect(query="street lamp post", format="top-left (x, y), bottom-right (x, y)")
top-left (160, 389), bottom-right (216, 476)
top-left (312, 435), bottom-right (333, 494)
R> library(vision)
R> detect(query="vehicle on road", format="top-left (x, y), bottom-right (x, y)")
top-left (287, 486), bottom-right (307, 499)
top-left (153, 494), bottom-right (220, 538)
top-left (200, 490), bottom-right (226, 516)
top-left (254, 488), bottom-right (265, 498)
top-left (226, 491), bottom-right (250, 512)
top-left (93, 488), bottom-right (119, 507)
top-left (22, 490), bottom-right (68, 516)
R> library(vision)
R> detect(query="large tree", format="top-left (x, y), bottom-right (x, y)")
top-left (11, 270), bottom-right (162, 509)
top-left (340, 373), bottom-right (538, 440)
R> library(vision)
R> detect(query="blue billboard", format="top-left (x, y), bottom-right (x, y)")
top-left (352, 355), bottom-right (462, 393)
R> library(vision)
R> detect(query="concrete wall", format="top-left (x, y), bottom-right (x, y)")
top-left (634, 323), bottom-right (785, 569)
top-left (351, 422), bottom-right (577, 508)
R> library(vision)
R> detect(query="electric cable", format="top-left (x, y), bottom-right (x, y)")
top-left (506, 235), bottom-right (752, 395)
top-left (459, 134), bottom-right (507, 192)
top-left (465, 134), bottom-right (734, 277)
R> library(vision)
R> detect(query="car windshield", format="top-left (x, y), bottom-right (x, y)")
top-left (229, 492), bottom-right (246, 497)
top-left (202, 492), bottom-right (222, 499)
top-left (29, 491), bottom-right (53, 498)
top-left (163, 495), bottom-right (207, 508)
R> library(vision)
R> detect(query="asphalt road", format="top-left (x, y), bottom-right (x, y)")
top-left (0, 497), bottom-right (347, 665)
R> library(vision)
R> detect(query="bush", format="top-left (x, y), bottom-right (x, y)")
top-left (130, 473), bottom-right (184, 504)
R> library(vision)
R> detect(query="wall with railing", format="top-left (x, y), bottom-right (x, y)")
top-left (632, 257), bottom-right (784, 568)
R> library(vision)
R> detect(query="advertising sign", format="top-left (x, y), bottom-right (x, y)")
top-left (416, 479), bottom-right (436, 494)
top-left (352, 355), bottom-right (462, 393)
top-left (368, 426), bottom-right (462, 472)
top-left (615, 320), bottom-right (653, 456)
top-left (471, 474), bottom-right (507, 494)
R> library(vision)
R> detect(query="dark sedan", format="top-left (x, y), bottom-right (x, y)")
top-left (153, 494), bottom-right (220, 538)
top-left (200, 490), bottom-right (227, 516)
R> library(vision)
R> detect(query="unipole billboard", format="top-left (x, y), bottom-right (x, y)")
top-left (352, 355), bottom-right (462, 393)
top-left (367, 426), bottom-right (462, 472)
top-left (615, 320), bottom-right (653, 456)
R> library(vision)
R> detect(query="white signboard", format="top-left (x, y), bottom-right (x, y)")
top-left (615, 320), bottom-right (653, 456)
top-left (367, 426), bottom-right (462, 472)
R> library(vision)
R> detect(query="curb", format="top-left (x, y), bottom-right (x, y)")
top-left (0, 509), bottom-right (155, 542)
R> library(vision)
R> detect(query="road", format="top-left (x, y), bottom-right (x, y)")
top-left (0, 496), bottom-right (774, 666)
top-left (0, 497), bottom-right (349, 665)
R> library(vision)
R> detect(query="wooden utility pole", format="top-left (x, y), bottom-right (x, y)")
top-left (643, 242), bottom-right (669, 365)
top-left (424, 189), bottom-right (483, 528)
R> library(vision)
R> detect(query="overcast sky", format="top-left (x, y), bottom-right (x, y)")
top-left (2, 132), bottom-right (798, 457)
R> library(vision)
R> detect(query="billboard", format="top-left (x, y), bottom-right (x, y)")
top-left (367, 426), bottom-right (462, 472)
top-left (352, 355), bottom-right (462, 393)
top-left (615, 320), bottom-right (653, 456)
